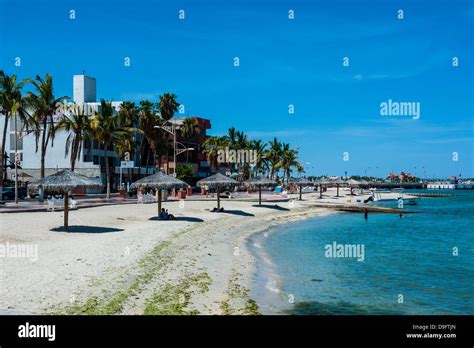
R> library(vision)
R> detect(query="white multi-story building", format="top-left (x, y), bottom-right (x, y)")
top-left (2, 74), bottom-right (124, 181)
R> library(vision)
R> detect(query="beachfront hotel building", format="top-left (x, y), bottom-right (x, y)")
top-left (1, 74), bottom-right (212, 189)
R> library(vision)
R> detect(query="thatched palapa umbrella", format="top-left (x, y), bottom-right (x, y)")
top-left (346, 178), bottom-right (361, 195)
top-left (331, 178), bottom-right (347, 197)
top-left (243, 176), bottom-right (276, 206)
top-left (317, 179), bottom-right (331, 199)
top-left (288, 177), bottom-right (314, 200)
top-left (131, 171), bottom-right (187, 218)
top-left (197, 173), bottom-right (238, 210)
top-left (358, 179), bottom-right (370, 193)
top-left (28, 169), bottom-right (102, 228)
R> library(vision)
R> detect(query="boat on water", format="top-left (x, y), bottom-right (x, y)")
top-left (370, 190), bottom-right (417, 206)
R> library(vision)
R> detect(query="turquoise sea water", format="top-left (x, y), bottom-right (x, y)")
top-left (248, 190), bottom-right (474, 315)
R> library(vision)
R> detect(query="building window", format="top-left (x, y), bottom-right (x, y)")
top-left (9, 118), bottom-right (24, 131)
top-left (9, 134), bottom-right (23, 150)
top-left (9, 152), bottom-right (23, 162)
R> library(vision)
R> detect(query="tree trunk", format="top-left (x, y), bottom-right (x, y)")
top-left (71, 138), bottom-right (79, 171)
top-left (104, 145), bottom-right (111, 199)
top-left (64, 191), bottom-right (69, 228)
top-left (158, 190), bottom-right (162, 218)
top-left (40, 118), bottom-right (49, 178)
top-left (0, 111), bottom-right (10, 200)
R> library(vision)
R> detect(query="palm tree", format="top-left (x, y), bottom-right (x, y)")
top-left (227, 127), bottom-right (237, 146)
top-left (118, 101), bottom-right (139, 128)
top-left (157, 93), bottom-right (179, 121)
top-left (0, 71), bottom-right (31, 200)
top-left (251, 139), bottom-right (268, 175)
top-left (138, 100), bottom-right (167, 169)
top-left (179, 117), bottom-right (198, 138)
top-left (0, 70), bottom-right (33, 200)
top-left (266, 137), bottom-right (282, 179)
top-left (277, 144), bottom-right (302, 184)
top-left (27, 74), bottom-right (67, 179)
top-left (202, 136), bottom-right (226, 172)
top-left (56, 104), bottom-right (92, 171)
top-left (90, 99), bottom-right (133, 199)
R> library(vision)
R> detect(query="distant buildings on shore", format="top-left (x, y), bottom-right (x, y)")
top-left (386, 172), bottom-right (418, 183)
top-left (1, 74), bottom-right (212, 188)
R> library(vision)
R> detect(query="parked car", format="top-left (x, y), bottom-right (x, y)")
top-left (1, 187), bottom-right (28, 200)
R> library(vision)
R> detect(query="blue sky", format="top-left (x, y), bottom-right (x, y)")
top-left (1, 0), bottom-right (473, 178)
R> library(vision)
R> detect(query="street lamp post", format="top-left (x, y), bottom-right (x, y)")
top-left (14, 113), bottom-right (18, 204)
top-left (154, 124), bottom-right (194, 176)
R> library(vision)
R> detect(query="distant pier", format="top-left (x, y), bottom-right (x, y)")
top-left (409, 192), bottom-right (452, 197)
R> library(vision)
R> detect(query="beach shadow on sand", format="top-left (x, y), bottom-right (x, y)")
top-left (51, 225), bottom-right (124, 233)
top-left (218, 209), bottom-right (255, 217)
top-left (252, 204), bottom-right (289, 211)
top-left (148, 216), bottom-right (204, 222)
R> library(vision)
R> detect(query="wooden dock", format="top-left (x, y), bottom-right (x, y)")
top-left (305, 203), bottom-right (415, 214)
top-left (408, 193), bottom-right (451, 197)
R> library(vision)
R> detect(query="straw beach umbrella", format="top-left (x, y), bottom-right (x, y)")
top-left (347, 179), bottom-right (361, 195)
top-left (197, 173), bottom-right (238, 210)
top-left (244, 176), bottom-right (276, 206)
top-left (28, 169), bottom-right (102, 228)
top-left (131, 171), bottom-right (187, 218)
top-left (331, 178), bottom-right (346, 197)
top-left (358, 179), bottom-right (370, 193)
top-left (289, 177), bottom-right (314, 200)
top-left (318, 179), bottom-right (332, 199)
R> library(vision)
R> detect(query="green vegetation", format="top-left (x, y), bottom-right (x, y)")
top-left (219, 272), bottom-right (261, 315)
top-left (63, 241), bottom-right (172, 315)
top-left (143, 272), bottom-right (211, 315)
top-left (202, 127), bottom-right (303, 183)
top-left (176, 163), bottom-right (194, 182)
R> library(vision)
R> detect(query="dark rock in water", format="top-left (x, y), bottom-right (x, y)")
top-left (310, 278), bottom-right (323, 282)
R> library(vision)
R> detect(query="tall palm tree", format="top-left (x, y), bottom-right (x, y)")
top-left (27, 74), bottom-right (67, 178)
top-left (202, 136), bottom-right (226, 172)
top-left (56, 104), bottom-right (92, 171)
top-left (251, 139), bottom-right (268, 175)
top-left (157, 93), bottom-right (179, 121)
top-left (156, 93), bottom-right (179, 172)
top-left (179, 117), bottom-right (198, 138)
top-left (277, 144), bottom-right (302, 184)
top-left (0, 71), bottom-right (31, 200)
top-left (138, 100), bottom-right (167, 169)
top-left (90, 99), bottom-right (133, 199)
top-left (227, 127), bottom-right (237, 146)
top-left (179, 117), bottom-right (199, 163)
top-left (118, 101), bottom-right (139, 128)
top-left (266, 137), bottom-right (282, 179)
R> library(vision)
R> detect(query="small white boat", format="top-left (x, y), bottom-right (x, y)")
top-left (370, 191), bottom-right (417, 206)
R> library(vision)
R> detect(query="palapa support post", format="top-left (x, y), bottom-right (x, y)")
top-left (158, 190), bottom-right (162, 218)
top-left (64, 191), bottom-right (69, 228)
top-left (319, 184), bottom-right (323, 199)
top-left (217, 186), bottom-right (221, 209)
top-left (336, 184), bottom-right (340, 197)
top-left (258, 185), bottom-right (262, 206)
top-left (299, 185), bottom-right (303, 200)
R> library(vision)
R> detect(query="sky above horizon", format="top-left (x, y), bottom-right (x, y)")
top-left (1, 0), bottom-right (473, 178)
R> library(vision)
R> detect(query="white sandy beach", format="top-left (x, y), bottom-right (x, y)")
top-left (0, 189), bottom-right (408, 315)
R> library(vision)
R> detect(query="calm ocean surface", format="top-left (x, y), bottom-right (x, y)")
top-left (248, 190), bottom-right (474, 314)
